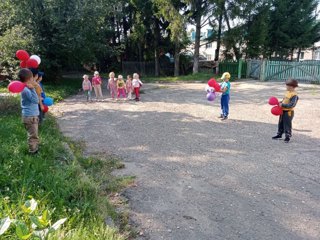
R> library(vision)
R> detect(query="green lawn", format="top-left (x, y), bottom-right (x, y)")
top-left (0, 79), bottom-right (134, 239)
top-left (143, 72), bottom-right (219, 83)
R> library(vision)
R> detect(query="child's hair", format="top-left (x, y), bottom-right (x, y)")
top-left (133, 73), bottom-right (139, 79)
top-left (83, 74), bottom-right (89, 79)
top-left (118, 75), bottom-right (123, 80)
top-left (29, 68), bottom-right (39, 77)
top-left (109, 72), bottom-right (115, 78)
top-left (94, 71), bottom-right (99, 76)
top-left (18, 68), bottom-right (33, 83)
top-left (127, 75), bottom-right (132, 79)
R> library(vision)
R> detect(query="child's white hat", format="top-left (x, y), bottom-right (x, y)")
top-left (94, 71), bottom-right (99, 75)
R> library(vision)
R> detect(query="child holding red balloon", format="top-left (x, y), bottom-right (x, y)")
top-left (272, 79), bottom-right (299, 143)
top-left (19, 68), bottom-right (40, 154)
top-left (219, 72), bottom-right (231, 120)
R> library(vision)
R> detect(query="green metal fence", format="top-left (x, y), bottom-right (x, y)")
top-left (219, 60), bottom-right (247, 79)
top-left (264, 60), bottom-right (320, 82)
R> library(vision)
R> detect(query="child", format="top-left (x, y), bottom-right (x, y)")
top-left (219, 72), bottom-right (231, 120)
top-left (82, 75), bottom-right (92, 101)
top-left (92, 71), bottom-right (103, 99)
top-left (107, 72), bottom-right (117, 99)
top-left (132, 73), bottom-right (143, 101)
top-left (29, 68), bottom-right (45, 124)
top-left (272, 79), bottom-right (299, 143)
top-left (19, 68), bottom-right (40, 154)
top-left (126, 75), bottom-right (133, 100)
top-left (37, 71), bottom-right (46, 123)
top-left (117, 75), bottom-right (126, 99)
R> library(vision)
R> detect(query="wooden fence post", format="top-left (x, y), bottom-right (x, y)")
top-left (238, 59), bottom-right (243, 79)
top-left (246, 60), bottom-right (251, 78)
top-left (260, 60), bottom-right (267, 81)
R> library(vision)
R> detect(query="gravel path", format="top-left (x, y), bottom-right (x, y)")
top-left (53, 81), bottom-right (320, 240)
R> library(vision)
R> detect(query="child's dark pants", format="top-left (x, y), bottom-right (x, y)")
top-left (277, 111), bottom-right (294, 138)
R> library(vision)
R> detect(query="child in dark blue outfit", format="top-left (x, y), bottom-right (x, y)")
top-left (219, 72), bottom-right (231, 120)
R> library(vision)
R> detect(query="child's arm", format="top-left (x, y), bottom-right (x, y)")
top-left (280, 96), bottom-right (299, 108)
top-left (24, 84), bottom-right (40, 104)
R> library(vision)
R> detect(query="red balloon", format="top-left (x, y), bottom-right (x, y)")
top-left (269, 96), bottom-right (279, 106)
top-left (207, 78), bottom-right (221, 92)
top-left (271, 106), bottom-right (283, 116)
top-left (20, 61), bottom-right (27, 68)
top-left (26, 58), bottom-right (39, 68)
top-left (43, 105), bottom-right (49, 113)
top-left (207, 78), bottom-right (216, 87)
top-left (16, 50), bottom-right (30, 61)
top-left (8, 81), bottom-right (26, 93)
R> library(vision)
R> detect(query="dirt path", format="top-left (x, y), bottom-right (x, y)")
top-left (53, 81), bottom-right (320, 240)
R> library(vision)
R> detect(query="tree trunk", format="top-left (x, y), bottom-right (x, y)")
top-left (214, 12), bottom-right (223, 62)
top-left (193, 13), bottom-right (201, 74)
top-left (223, 10), bottom-right (241, 60)
top-left (154, 18), bottom-right (161, 77)
top-left (174, 40), bottom-right (180, 76)
top-left (297, 48), bottom-right (301, 62)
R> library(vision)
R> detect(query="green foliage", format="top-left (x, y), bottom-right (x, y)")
top-left (0, 83), bottom-right (131, 239)
top-left (268, 0), bottom-right (320, 58)
top-left (0, 198), bottom-right (67, 240)
top-left (0, 25), bottom-right (35, 80)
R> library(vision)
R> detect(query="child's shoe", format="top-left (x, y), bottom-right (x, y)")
top-left (218, 114), bottom-right (223, 119)
top-left (272, 135), bottom-right (282, 139)
top-left (221, 116), bottom-right (228, 121)
top-left (284, 137), bottom-right (290, 143)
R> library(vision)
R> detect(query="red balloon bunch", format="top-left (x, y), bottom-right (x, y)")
top-left (207, 78), bottom-right (221, 92)
top-left (268, 96), bottom-right (283, 116)
top-left (16, 50), bottom-right (41, 69)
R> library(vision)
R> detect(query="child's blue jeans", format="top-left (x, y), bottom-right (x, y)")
top-left (221, 94), bottom-right (230, 117)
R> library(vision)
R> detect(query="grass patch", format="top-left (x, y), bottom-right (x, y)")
top-left (0, 83), bottom-right (134, 239)
top-left (143, 72), bottom-right (218, 83)
top-left (0, 78), bottom-right (81, 102)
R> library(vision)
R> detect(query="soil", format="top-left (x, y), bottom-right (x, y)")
top-left (53, 81), bottom-right (320, 240)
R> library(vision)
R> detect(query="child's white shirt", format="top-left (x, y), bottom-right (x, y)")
top-left (132, 79), bottom-right (143, 88)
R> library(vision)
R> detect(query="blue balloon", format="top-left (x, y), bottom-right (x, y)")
top-left (43, 97), bottom-right (54, 106)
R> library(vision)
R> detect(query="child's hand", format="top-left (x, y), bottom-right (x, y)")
top-left (26, 82), bottom-right (35, 89)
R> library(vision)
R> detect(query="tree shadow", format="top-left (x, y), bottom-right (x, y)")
top-left (56, 105), bottom-right (320, 240)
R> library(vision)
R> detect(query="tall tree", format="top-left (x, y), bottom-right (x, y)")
top-left (269, 0), bottom-right (320, 60)
top-left (153, 0), bottom-right (188, 76)
top-left (187, 0), bottom-right (213, 74)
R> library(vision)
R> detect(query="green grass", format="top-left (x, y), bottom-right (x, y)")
top-left (143, 72), bottom-right (217, 83)
top-left (0, 78), bottom-right (81, 101)
top-left (0, 83), bottom-right (134, 239)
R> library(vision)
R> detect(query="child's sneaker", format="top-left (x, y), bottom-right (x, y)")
top-left (284, 137), bottom-right (290, 143)
top-left (272, 135), bottom-right (282, 139)
top-left (218, 114), bottom-right (223, 119)
top-left (221, 116), bottom-right (228, 121)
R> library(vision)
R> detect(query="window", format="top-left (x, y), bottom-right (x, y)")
top-left (206, 54), bottom-right (212, 60)
top-left (206, 43), bottom-right (212, 49)
top-left (191, 31), bottom-right (195, 41)
top-left (299, 52), bottom-right (304, 60)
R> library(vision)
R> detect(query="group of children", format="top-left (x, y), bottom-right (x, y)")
top-left (82, 71), bottom-right (143, 102)
top-left (19, 67), bottom-right (300, 155)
